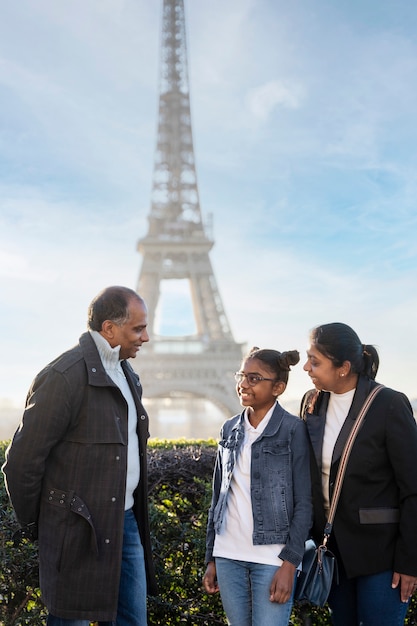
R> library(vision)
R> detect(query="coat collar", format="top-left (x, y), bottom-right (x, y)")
top-left (79, 332), bottom-right (115, 387)
top-left (332, 375), bottom-right (372, 462)
top-left (232, 402), bottom-right (287, 438)
top-left (304, 392), bottom-right (328, 470)
top-left (78, 332), bottom-right (140, 392)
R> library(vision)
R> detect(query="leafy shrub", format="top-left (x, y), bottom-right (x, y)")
top-left (0, 441), bottom-right (47, 625)
top-left (1, 439), bottom-right (417, 625)
top-left (146, 439), bottom-right (225, 624)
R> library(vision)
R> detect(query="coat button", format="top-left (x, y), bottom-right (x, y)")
top-left (140, 415), bottom-right (146, 420)
top-left (115, 456), bottom-right (120, 461)
top-left (111, 497), bottom-right (116, 502)
top-left (92, 368), bottom-right (97, 373)
top-left (105, 539), bottom-right (110, 544)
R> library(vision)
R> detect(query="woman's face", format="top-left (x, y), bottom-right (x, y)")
top-left (303, 344), bottom-right (345, 392)
top-left (236, 357), bottom-right (283, 413)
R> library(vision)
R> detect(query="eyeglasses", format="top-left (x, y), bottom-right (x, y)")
top-left (234, 372), bottom-right (276, 386)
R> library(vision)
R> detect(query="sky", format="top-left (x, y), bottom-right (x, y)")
top-left (1, 0), bottom-right (417, 424)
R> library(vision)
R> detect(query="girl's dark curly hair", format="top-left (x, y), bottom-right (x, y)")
top-left (245, 346), bottom-right (300, 384)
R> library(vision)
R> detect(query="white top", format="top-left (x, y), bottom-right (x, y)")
top-left (322, 389), bottom-right (355, 512)
top-left (90, 330), bottom-right (140, 510)
top-left (213, 402), bottom-right (286, 566)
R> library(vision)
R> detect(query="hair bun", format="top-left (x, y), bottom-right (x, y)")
top-left (279, 350), bottom-right (300, 370)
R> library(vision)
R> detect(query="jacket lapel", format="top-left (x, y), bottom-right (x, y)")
top-left (262, 403), bottom-right (286, 438)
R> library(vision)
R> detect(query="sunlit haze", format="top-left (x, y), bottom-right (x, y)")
top-left (1, 0), bottom-right (416, 438)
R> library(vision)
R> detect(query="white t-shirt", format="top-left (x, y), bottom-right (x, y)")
top-left (213, 403), bottom-right (286, 566)
top-left (321, 389), bottom-right (355, 512)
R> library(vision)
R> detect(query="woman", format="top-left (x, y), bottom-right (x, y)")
top-left (203, 347), bottom-right (312, 626)
top-left (302, 322), bottom-right (417, 626)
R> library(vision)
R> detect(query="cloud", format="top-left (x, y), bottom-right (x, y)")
top-left (246, 80), bottom-right (304, 122)
top-left (0, 0), bottom-right (416, 417)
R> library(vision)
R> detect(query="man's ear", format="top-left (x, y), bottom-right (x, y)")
top-left (100, 320), bottom-right (115, 341)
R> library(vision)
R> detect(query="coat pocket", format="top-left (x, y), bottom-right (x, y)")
top-left (40, 487), bottom-right (98, 573)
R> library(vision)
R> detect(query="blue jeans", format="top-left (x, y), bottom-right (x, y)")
top-left (328, 569), bottom-right (409, 626)
top-left (47, 509), bottom-right (147, 626)
top-left (215, 557), bottom-right (295, 626)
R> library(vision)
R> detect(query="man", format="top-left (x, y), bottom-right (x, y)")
top-left (2, 286), bottom-right (157, 626)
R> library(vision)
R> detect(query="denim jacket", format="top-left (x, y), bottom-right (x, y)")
top-left (205, 402), bottom-right (312, 568)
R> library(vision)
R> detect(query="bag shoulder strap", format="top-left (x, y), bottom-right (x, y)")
top-left (323, 383), bottom-right (385, 542)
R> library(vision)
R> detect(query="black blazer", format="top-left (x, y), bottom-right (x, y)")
top-left (302, 376), bottom-right (417, 579)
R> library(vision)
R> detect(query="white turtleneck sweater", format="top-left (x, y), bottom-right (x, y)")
top-left (90, 330), bottom-right (140, 511)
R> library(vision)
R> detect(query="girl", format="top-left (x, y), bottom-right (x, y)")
top-left (203, 347), bottom-right (312, 626)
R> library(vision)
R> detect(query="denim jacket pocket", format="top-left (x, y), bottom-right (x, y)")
top-left (263, 441), bottom-right (290, 479)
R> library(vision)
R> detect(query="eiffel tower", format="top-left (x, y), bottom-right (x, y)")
top-left (134, 0), bottom-right (243, 436)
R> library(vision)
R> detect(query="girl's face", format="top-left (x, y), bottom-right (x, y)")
top-left (303, 344), bottom-right (345, 392)
top-left (236, 357), bottom-right (283, 413)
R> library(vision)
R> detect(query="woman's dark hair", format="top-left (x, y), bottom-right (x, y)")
top-left (88, 286), bottom-right (145, 331)
top-left (245, 346), bottom-right (300, 384)
top-left (310, 322), bottom-right (379, 380)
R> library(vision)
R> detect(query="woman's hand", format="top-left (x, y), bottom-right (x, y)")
top-left (269, 560), bottom-right (296, 604)
top-left (392, 571), bottom-right (417, 603)
top-left (202, 561), bottom-right (220, 594)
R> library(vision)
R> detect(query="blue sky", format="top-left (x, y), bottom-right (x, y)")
top-left (1, 0), bottom-right (416, 414)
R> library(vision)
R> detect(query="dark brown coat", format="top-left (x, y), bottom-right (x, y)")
top-left (2, 332), bottom-right (157, 621)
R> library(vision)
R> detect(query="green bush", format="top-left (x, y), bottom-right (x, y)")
top-left (0, 441), bottom-right (47, 625)
top-left (1, 439), bottom-right (417, 625)
top-left (146, 439), bottom-right (226, 624)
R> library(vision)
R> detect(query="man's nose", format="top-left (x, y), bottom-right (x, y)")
top-left (141, 329), bottom-right (150, 343)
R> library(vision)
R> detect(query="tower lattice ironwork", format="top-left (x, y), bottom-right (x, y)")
top-left (134, 0), bottom-right (243, 421)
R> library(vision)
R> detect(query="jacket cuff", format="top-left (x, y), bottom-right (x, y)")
top-left (278, 546), bottom-right (302, 568)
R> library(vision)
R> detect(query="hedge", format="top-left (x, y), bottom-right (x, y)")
top-left (1, 439), bottom-right (417, 625)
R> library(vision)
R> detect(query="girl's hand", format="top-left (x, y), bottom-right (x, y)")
top-left (203, 561), bottom-right (220, 594)
top-left (269, 560), bottom-right (296, 604)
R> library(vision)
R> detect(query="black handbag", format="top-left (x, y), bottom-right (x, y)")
top-left (295, 538), bottom-right (337, 607)
top-left (295, 384), bottom-right (384, 607)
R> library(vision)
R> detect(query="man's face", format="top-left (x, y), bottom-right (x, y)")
top-left (108, 298), bottom-right (149, 360)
